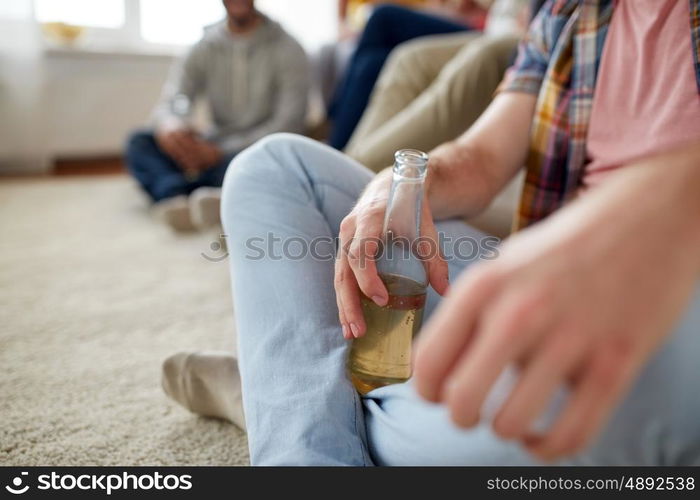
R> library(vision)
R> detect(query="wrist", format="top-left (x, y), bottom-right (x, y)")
top-left (427, 141), bottom-right (492, 218)
top-left (425, 141), bottom-right (456, 212)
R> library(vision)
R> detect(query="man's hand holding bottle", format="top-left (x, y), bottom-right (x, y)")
top-left (334, 165), bottom-right (449, 341)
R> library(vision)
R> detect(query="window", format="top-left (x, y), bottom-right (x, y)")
top-left (257, 0), bottom-right (337, 52)
top-left (34, 0), bottom-right (125, 29)
top-left (34, 0), bottom-right (337, 53)
top-left (139, 0), bottom-right (225, 46)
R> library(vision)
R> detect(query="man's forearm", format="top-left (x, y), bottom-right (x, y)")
top-left (601, 141), bottom-right (700, 269)
top-left (654, 142), bottom-right (700, 254)
top-left (542, 140), bottom-right (700, 276)
top-left (425, 135), bottom-right (521, 222)
top-left (426, 140), bottom-right (495, 219)
top-left (426, 92), bottom-right (537, 220)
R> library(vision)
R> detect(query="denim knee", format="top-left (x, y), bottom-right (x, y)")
top-left (125, 129), bottom-right (157, 161)
top-left (221, 133), bottom-right (311, 220)
top-left (223, 133), bottom-right (303, 186)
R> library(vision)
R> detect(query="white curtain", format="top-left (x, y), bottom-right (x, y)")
top-left (0, 0), bottom-right (48, 174)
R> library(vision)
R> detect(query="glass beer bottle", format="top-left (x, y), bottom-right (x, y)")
top-left (349, 149), bottom-right (429, 395)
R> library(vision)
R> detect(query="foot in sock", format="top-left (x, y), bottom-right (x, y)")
top-left (189, 187), bottom-right (221, 230)
top-left (161, 351), bottom-right (246, 430)
top-left (152, 195), bottom-right (196, 232)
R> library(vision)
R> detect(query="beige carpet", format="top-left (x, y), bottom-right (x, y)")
top-left (0, 175), bottom-right (249, 465)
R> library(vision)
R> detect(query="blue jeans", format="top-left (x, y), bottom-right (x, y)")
top-left (328, 4), bottom-right (470, 150)
top-left (221, 133), bottom-right (700, 465)
top-left (125, 130), bottom-right (234, 202)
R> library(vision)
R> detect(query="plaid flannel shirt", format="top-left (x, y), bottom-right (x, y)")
top-left (501, 0), bottom-right (700, 230)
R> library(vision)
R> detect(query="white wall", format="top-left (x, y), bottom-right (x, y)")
top-left (0, 2), bottom-right (169, 169)
top-left (1, 0), bottom-right (336, 169)
top-left (44, 52), bottom-right (173, 158)
top-left (0, 0), bottom-right (48, 173)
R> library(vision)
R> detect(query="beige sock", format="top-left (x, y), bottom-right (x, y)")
top-left (151, 195), bottom-right (196, 232)
top-left (161, 351), bottom-right (246, 430)
top-left (189, 187), bottom-right (222, 230)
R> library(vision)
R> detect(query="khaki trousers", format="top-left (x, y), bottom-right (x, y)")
top-left (345, 32), bottom-right (520, 172)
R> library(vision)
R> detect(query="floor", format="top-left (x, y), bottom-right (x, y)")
top-left (0, 173), bottom-right (249, 465)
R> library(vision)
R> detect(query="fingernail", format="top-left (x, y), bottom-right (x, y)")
top-left (341, 324), bottom-right (349, 339)
top-left (350, 323), bottom-right (360, 337)
top-left (418, 241), bottom-right (430, 257)
top-left (372, 295), bottom-right (387, 306)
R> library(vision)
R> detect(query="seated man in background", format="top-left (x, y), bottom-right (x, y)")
top-left (126, 0), bottom-right (308, 232)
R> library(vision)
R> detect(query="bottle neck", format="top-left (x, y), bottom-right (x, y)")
top-left (382, 149), bottom-right (428, 243)
top-left (383, 173), bottom-right (424, 243)
top-left (375, 150), bottom-right (429, 288)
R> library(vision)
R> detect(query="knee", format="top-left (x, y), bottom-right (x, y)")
top-left (383, 40), bottom-right (423, 75)
top-left (220, 133), bottom-right (311, 214)
top-left (451, 35), bottom-right (519, 77)
top-left (367, 4), bottom-right (405, 27)
top-left (125, 130), bottom-right (156, 158)
top-left (484, 35), bottom-right (520, 63)
top-left (224, 133), bottom-right (307, 184)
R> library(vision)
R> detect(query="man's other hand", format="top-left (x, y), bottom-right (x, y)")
top-left (155, 128), bottom-right (201, 171)
top-left (156, 129), bottom-right (223, 173)
top-left (414, 142), bottom-right (700, 461)
top-left (192, 139), bottom-right (223, 171)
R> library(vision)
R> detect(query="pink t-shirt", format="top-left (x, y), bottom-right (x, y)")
top-left (584, 0), bottom-right (700, 187)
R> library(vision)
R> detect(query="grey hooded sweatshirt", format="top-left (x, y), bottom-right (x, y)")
top-left (152, 14), bottom-right (309, 155)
